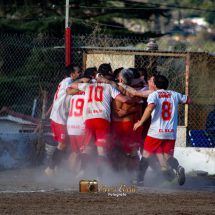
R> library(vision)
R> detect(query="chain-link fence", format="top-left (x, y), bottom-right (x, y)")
top-left (0, 34), bottom-right (65, 117)
top-left (0, 33), bottom-right (214, 149)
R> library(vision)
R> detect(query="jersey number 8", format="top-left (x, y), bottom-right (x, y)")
top-left (161, 101), bottom-right (171, 121)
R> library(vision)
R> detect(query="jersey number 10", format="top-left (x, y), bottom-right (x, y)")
top-left (88, 85), bottom-right (104, 103)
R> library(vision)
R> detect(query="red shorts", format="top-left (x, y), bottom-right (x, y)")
top-left (69, 135), bottom-right (87, 153)
top-left (50, 120), bottom-right (66, 143)
top-left (144, 136), bottom-right (175, 155)
top-left (85, 118), bottom-right (110, 149)
top-left (112, 121), bottom-right (141, 154)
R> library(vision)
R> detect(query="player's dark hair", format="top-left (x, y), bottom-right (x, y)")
top-left (98, 63), bottom-right (112, 76)
top-left (121, 69), bottom-right (134, 85)
top-left (64, 64), bottom-right (79, 77)
top-left (154, 75), bottom-right (169, 90)
top-left (83, 67), bottom-right (97, 79)
top-left (129, 68), bottom-right (140, 79)
top-left (113, 67), bottom-right (123, 81)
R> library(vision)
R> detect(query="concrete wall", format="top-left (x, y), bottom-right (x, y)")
top-left (175, 126), bottom-right (187, 147)
top-left (0, 121), bottom-right (35, 133)
top-left (175, 147), bottom-right (215, 175)
top-left (0, 133), bottom-right (37, 169)
top-left (86, 53), bottom-right (135, 70)
top-left (0, 121), bottom-right (24, 133)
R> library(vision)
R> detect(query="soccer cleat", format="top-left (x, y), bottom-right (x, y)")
top-left (131, 179), bottom-right (144, 187)
top-left (176, 166), bottom-right (186, 186)
top-left (162, 168), bottom-right (176, 182)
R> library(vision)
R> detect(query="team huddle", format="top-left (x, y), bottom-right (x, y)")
top-left (45, 63), bottom-right (191, 186)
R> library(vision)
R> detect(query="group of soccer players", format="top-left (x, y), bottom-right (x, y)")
top-left (45, 63), bottom-right (191, 186)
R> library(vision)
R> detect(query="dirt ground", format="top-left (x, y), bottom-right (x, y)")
top-left (0, 168), bottom-right (215, 215)
top-left (1, 191), bottom-right (215, 215)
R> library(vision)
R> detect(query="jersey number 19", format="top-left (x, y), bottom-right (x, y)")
top-left (69, 98), bottom-right (84, 117)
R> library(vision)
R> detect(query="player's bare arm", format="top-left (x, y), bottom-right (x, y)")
top-left (186, 96), bottom-right (192, 104)
top-left (135, 90), bottom-right (153, 98)
top-left (118, 83), bottom-right (137, 96)
top-left (115, 93), bottom-right (140, 104)
top-left (66, 87), bottom-right (79, 95)
top-left (96, 74), bottom-right (118, 88)
top-left (67, 78), bottom-right (90, 95)
top-left (118, 83), bottom-right (153, 98)
top-left (133, 103), bottom-right (155, 130)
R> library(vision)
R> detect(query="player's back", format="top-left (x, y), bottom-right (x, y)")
top-left (50, 77), bottom-right (72, 124)
top-left (67, 92), bottom-right (85, 135)
top-left (148, 89), bottom-right (187, 140)
top-left (78, 83), bottom-right (120, 122)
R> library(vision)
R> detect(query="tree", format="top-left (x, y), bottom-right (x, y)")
top-left (0, 0), bottom-right (172, 37)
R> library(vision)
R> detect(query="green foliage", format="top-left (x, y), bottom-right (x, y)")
top-left (205, 12), bottom-right (215, 25)
top-left (0, 38), bottom-right (65, 114)
top-left (0, 0), bottom-right (171, 36)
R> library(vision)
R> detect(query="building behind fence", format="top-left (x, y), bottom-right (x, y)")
top-left (0, 33), bottom-right (214, 151)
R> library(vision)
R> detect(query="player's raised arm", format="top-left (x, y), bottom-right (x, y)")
top-left (66, 77), bottom-right (90, 95)
top-left (177, 92), bottom-right (192, 105)
top-left (135, 90), bottom-right (153, 98)
top-left (66, 85), bottom-right (79, 95)
top-left (118, 83), bottom-right (153, 98)
top-left (96, 73), bottom-right (118, 88)
top-left (114, 93), bottom-right (140, 104)
top-left (133, 104), bottom-right (155, 130)
top-left (118, 83), bottom-right (137, 96)
top-left (186, 96), bottom-right (192, 104)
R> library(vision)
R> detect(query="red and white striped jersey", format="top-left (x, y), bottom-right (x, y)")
top-left (147, 89), bottom-right (187, 140)
top-left (67, 92), bottom-right (85, 135)
top-left (50, 77), bottom-right (72, 125)
top-left (78, 83), bottom-right (120, 122)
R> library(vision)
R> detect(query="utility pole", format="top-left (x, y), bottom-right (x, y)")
top-left (65, 0), bottom-right (69, 28)
top-left (65, 0), bottom-right (71, 66)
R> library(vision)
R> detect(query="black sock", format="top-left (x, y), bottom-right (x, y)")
top-left (167, 157), bottom-right (179, 171)
top-left (50, 148), bottom-right (64, 169)
top-left (138, 157), bottom-right (149, 181)
top-left (126, 155), bottom-right (139, 172)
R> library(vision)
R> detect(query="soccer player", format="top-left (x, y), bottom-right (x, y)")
top-left (112, 69), bottom-right (142, 169)
top-left (67, 68), bottom-right (97, 176)
top-left (133, 75), bottom-right (191, 186)
top-left (70, 68), bottom-right (135, 179)
top-left (117, 75), bottom-right (152, 148)
top-left (45, 64), bottom-right (80, 176)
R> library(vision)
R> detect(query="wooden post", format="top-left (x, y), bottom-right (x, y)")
top-left (34, 90), bottom-right (47, 165)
